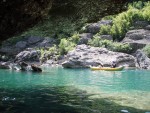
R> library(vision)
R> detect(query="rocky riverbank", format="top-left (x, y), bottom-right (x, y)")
top-left (0, 19), bottom-right (150, 70)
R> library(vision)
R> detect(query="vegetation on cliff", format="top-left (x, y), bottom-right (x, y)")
top-left (1, 1), bottom-right (150, 60)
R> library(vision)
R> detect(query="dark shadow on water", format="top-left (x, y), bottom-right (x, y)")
top-left (0, 86), bottom-right (149, 113)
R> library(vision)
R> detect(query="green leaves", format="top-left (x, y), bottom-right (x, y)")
top-left (142, 45), bottom-right (150, 58)
top-left (88, 37), bottom-right (132, 53)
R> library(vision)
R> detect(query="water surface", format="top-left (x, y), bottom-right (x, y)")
top-left (0, 67), bottom-right (150, 113)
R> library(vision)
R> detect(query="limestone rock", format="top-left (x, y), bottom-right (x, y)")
top-left (62, 44), bottom-right (136, 68)
top-left (122, 29), bottom-right (150, 52)
top-left (15, 49), bottom-right (41, 62)
top-left (123, 29), bottom-right (150, 43)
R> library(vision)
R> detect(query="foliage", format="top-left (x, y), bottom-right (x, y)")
top-left (5, 17), bottom-right (86, 45)
top-left (98, 1), bottom-right (150, 41)
top-left (88, 37), bottom-right (101, 47)
top-left (111, 42), bottom-right (132, 53)
top-left (99, 25), bottom-right (111, 35)
top-left (142, 45), bottom-right (150, 58)
top-left (39, 45), bottom-right (58, 60)
top-left (88, 37), bottom-right (132, 53)
top-left (68, 32), bottom-right (80, 44)
top-left (58, 38), bottom-right (76, 55)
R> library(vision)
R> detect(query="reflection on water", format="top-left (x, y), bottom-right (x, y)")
top-left (0, 67), bottom-right (150, 113)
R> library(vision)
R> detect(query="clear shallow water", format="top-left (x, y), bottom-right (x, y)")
top-left (0, 67), bottom-right (150, 113)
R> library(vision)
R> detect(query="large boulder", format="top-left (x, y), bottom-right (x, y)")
top-left (86, 20), bottom-right (112, 34)
top-left (135, 49), bottom-right (150, 69)
top-left (122, 29), bottom-right (150, 52)
top-left (123, 29), bottom-right (150, 43)
top-left (15, 49), bottom-right (41, 62)
top-left (62, 45), bottom-right (136, 68)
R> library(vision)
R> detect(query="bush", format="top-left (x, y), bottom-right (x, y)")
top-left (88, 37), bottom-right (113, 48)
top-left (142, 45), bottom-right (150, 58)
top-left (58, 38), bottom-right (76, 55)
top-left (69, 32), bottom-right (80, 44)
top-left (97, 1), bottom-right (150, 41)
top-left (99, 25), bottom-right (111, 35)
top-left (88, 36), bottom-right (101, 47)
top-left (110, 42), bottom-right (132, 53)
top-left (88, 37), bottom-right (132, 53)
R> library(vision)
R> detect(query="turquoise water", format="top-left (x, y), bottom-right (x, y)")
top-left (0, 67), bottom-right (150, 113)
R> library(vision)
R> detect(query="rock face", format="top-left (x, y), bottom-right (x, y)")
top-left (0, 36), bottom-right (56, 56)
top-left (123, 29), bottom-right (150, 44)
top-left (135, 49), bottom-right (150, 69)
top-left (122, 29), bottom-right (150, 52)
top-left (62, 44), bottom-right (136, 68)
top-left (15, 49), bottom-right (41, 62)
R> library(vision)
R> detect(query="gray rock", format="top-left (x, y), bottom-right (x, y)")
top-left (78, 33), bottom-right (93, 45)
top-left (15, 41), bottom-right (27, 49)
top-left (122, 29), bottom-right (150, 52)
top-left (27, 36), bottom-right (43, 45)
top-left (133, 21), bottom-right (149, 28)
top-left (0, 62), bottom-right (10, 69)
top-left (129, 43), bottom-right (146, 53)
top-left (145, 25), bottom-right (150, 30)
top-left (38, 37), bottom-right (56, 47)
top-left (15, 49), bottom-right (41, 62)
top-left (86, 20), bottom-right (112, 34)
top-left (123, 29), bottom-right (150, 43)
top-left (62, 44), bottom-right (136, 68)
top-left (135, 49), bottom-right (150, 69)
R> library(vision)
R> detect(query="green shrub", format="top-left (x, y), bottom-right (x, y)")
top-left (110, 12), bottom-right (131, 41)
top-left (88, 37), bottom-right (113, 48)
top-left (142, 2), bottom-right (150, 21)
top-left (111, 42), bottom-right (132, 53)
top-left (99, 25), bottom-right (111, 35)
top-left (58, 38), bottom-right (76, 55)
top-left (88, 36), bottom-right (101, 47)
top-left (88, 37), bottom-right (132, 53)
top-left (98, 1), bottom-right (150, 41)
top-left (142, 45), bottom-right (150, 58)
top-left (69, 32), bottom-right (80, 44)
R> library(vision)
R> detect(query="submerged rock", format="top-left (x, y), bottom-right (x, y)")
top-left (62, 44), bottom-right (136, 68)
top-left (31, 64), bottom-right (42, 72)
